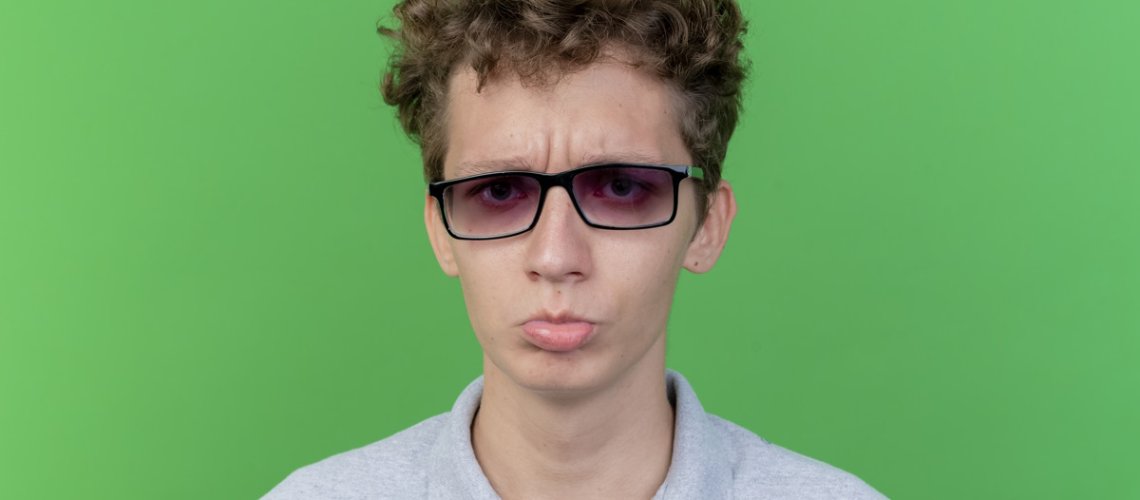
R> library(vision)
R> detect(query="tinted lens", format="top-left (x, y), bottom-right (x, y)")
top-left (443, 174), bottom-right (542, 238)
top-left (572, 166), bottom-right (676, 227)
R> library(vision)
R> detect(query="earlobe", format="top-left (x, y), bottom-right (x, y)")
top-left (683, 180), bottom-right (737, 274)
top-left (424, 194), bottom-right (460, 277)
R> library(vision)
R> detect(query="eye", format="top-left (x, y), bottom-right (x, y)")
top-left (484, 181), bottom-right (515, 201)
top-left (573, 166), bottom-right (666, 207)
top-left (462, 177), bottom-right (531, 205)
top-left (597, 174), bottom-right (651, 200)
top-left (608, 177), bottom-right (635, 197)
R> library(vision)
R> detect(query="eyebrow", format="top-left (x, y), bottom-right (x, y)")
top-left (579, 151), bottom-right (670, 166)
top-left (451, 152), bottom-right (675, 179)
top-left (453, 158), bottom-right (535, 178)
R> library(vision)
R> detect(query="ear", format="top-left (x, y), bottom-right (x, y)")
top-left (683, 180), bottom-right (738, 274)
top-left (424, 193), bottom-right (460, 277)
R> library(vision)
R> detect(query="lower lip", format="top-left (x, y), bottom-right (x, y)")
top-left (521, 320), bottom-right (596, 352)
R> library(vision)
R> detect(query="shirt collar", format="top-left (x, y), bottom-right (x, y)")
top-left (426, 369), bottom-right (733, 499)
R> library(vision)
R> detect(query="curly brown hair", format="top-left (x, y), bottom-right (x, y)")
top-left (378, 0), bottom-right (748, 210)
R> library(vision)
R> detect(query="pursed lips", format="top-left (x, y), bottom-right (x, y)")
top-left (520, 311), bottom-right (597, 352)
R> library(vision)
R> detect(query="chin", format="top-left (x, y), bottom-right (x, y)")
top-left (479, 325), bottom-right (666, 396)
top-left (490, 349), bottom-right (623, 396)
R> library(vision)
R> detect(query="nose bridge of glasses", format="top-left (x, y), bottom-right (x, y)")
top-left (536, 178), bottom-right (584, 224)
top-left (533, 170), bottom-right (583, 213)
top-left (542, 169), bottom-right (580, 196)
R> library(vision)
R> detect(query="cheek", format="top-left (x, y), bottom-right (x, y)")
top-left (599, 232), bottom-right (690, 310)
top-left (452, 245), bottom-right (520, 330)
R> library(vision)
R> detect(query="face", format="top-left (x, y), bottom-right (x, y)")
top-left (425, 56), bottom-right (736, 395)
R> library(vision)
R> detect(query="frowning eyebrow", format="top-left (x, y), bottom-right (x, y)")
top-left (452, 158), bottom-right (535, 178)
top-left (579, 151), bottom-right (670, 166)
top-left (451, 152), bottom-right (674, 179)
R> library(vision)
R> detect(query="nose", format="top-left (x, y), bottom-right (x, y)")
top-left (524, 186), bottom-right (592, 283)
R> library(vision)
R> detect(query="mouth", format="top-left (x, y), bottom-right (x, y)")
top-left (521, 313), bottom-right (596, 352)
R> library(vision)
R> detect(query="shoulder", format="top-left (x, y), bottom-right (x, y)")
top-left (709, 415), bottom-right (887, 500)
top-left (262, 414), bottom-right (448, 500)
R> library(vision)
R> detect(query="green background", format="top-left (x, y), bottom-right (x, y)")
top-left (2, 0), bottom-right (1137, 498)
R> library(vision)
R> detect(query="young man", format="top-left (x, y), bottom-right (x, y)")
top-left (267, 1), bottom-right (883, 498)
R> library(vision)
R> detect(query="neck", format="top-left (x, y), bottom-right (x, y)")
top-left (471, 340), bottom-right (674, 500)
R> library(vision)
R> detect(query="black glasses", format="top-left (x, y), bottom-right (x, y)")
top-left (428, 163), bottom-right (704, 240)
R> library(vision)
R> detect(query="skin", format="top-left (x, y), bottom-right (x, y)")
top-left (424, 53), bottom-right (737, 499)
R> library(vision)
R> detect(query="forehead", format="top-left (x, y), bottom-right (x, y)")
top-left (443, 59), bottom-right (691, 180)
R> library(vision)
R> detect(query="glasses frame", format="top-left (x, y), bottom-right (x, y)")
top-left (428, 163), bottom-right (705, 241)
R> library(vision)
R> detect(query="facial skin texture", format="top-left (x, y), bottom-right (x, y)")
top-left (424, 52), bottom-right (737, 499)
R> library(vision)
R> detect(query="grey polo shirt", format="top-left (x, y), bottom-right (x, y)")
top-left (265, 370), bottom-right (885, 499)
